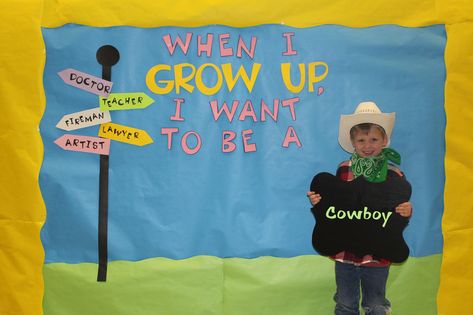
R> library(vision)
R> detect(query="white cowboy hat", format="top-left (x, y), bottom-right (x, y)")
top-left (338, 101), bottom-right (395, 153)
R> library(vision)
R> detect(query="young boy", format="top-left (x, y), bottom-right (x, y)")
top-left (307, 101), bottom-right (412, 315)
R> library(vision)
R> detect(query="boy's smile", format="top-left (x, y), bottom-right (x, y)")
top-left (351, 127), bottom-right (387, 157)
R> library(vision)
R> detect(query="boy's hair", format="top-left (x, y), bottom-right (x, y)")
top-left (349, 123), bottom-right (387, 140)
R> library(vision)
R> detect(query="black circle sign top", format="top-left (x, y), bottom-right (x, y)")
top-left (96, 45), bottom-right (120, 67)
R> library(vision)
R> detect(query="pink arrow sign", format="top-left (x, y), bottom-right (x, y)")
top-left (54, 134), bottom-right (111, 155)
top-left (58, 68), bottom-right (113, 97)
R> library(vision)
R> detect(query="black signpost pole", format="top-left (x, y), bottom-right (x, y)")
top-left (96, 45), bottom-right (120, 282)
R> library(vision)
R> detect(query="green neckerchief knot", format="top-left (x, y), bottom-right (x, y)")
top-left (350, 148), bottom-right (401, 183)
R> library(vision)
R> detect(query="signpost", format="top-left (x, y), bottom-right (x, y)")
top-left (96, 45), bottom-right (120, 282)
top-left (55, 45), bottom-right (154, 282)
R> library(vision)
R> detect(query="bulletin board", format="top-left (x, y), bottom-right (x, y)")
top-left (1, 1), bottom-right (472, 314)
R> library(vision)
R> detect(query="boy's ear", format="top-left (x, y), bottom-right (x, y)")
top-left (382, 135), bottom-right (388, 147)
top-left (349, 136), bottom-right (356, 148)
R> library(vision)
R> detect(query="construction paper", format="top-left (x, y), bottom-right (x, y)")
top-left (99, 93), bottom-right (155, 111)
top-left (41, 23), bottom-right (445, 262)
top-left (98, 122), bottom-right (153, 146)
top-left (56, 107), bottom-right (112, 131)
top-left (310, 172), bottom-right (411, 262)
top-left (58, 68), bottom-right (113, 97)
top-left (42, 255), bottom-right (441, 315)
top-left (54, 134), bottom-right (111, 155)
top-left (38, 22), bottom-right (445, 315)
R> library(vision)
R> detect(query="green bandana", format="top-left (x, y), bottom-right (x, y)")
top-left (350, 148), bottom-right (401, 183)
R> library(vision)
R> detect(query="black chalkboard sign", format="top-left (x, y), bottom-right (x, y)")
top-left (310, 172), bottom-right (411, 263)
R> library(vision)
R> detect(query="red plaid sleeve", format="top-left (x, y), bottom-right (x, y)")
top-left (336, 160), bottom-right (354, 181)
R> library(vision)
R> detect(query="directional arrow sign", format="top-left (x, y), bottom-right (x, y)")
top-left (55, 134), bottom-right (111, 155)
top-left (99, 93), bottom-right (155, 111)
top-left (58, 68), bottom-right (113, 97)
top-left (98, 122), bottom-right (153, 146)
top-left (56, 107), bottom-right (111, 131)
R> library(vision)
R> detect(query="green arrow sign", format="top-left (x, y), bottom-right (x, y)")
top-left (100, 92), bottom-right (155, 111)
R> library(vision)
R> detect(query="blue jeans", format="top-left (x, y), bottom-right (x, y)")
top-left (334, 262), bottom-right (391, 315)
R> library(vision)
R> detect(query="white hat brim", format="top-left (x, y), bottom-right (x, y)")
top-left (338, 112), bottom-right (395, 153)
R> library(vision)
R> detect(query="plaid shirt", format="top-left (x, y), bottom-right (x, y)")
top-left (332, 160), bottom-right (404, 267)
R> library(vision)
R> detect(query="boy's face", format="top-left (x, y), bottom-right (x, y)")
top-left (351, 127), bottom-right (387, 157)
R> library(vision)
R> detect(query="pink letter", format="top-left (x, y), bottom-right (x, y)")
top-left (181, 131), bottom-right (202, 155)
top-left (222, 131), bottom-right (237, 153)
top-left (219, 33), bottom-right (234, 57)
top-left (197, 34), bottom-right (214, 57)
top-left (282, 32), bottom-right (297, 56)
top-left (242, 129), bottom-right (257, 153)
top-left (210, 100), bottom-right (239, 122)
top-left (282, 97), bottom-right (300, 121)
top-left (261, 99), bottom-right (279, 122)
top-left (170, 98), bottom-right (185, 121)
top-left (236, 36), bottom-right (257, 59)
top-left (238, 100), bottom-right (257, 122)
top-left (282, 126), bottom-right (302, 148)
top-left (161, 127), bottom-right (179, 149)
top-left (162, 33), bottom-right (193, 56)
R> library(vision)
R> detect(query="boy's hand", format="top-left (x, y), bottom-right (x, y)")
top-left (395, 202), bottom-right (412, 217)
top-left (307, 191), bottom-right (321, 206)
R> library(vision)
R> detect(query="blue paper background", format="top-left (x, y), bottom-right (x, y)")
top-left (40, 24), bottom-right (446, 263)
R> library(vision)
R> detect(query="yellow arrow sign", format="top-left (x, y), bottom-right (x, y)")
top-left (98, 122), bottom-right (153, 146)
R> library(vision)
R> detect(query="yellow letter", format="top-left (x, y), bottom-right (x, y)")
top-left (308, 61), bottom-right (329, 92)
top-left (195, 63), bottom-right (223, 96)
top-left (280, 63), bottom-right (306, 93)
top-left (221, 63), bottom-right (261, 93)
top-left (174, 63), bottom-right (196, 94)
top-left (326, 206), bottom-right (337, 219)
top-left (146, 64), bottom-right (174, 94)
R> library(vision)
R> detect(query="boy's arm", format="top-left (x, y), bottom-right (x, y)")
top-left (388, 164), bottom-right (412, 217)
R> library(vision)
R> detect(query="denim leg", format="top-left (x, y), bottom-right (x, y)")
top-left (360, 266), bottom-right (391, 315)
top-left (334, 262), bottom-right (361, 315)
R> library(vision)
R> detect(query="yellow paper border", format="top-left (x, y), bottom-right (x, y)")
top-left (2, 1), bottom-right (472, 314)
top-left (438, 22), bottom-right (473, 315)
top-left (0, 1), bottom-right (46, 315)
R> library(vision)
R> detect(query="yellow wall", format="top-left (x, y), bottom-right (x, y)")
top-left (1, 0), bottom-right (472, 314)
